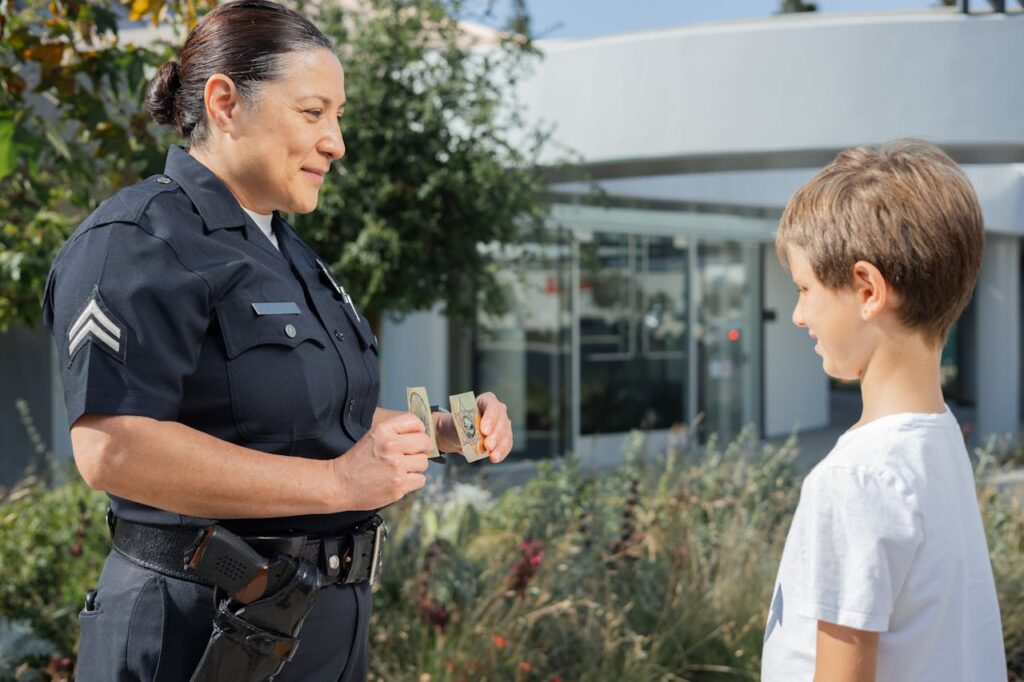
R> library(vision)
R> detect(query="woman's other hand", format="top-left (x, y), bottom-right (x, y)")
top-left (331, 413), bottom-right (433, 510)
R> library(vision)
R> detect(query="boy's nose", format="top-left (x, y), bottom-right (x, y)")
top-left (792, 304), bottom-right (806, 328)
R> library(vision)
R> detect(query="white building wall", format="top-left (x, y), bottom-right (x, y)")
top-left (522, 12), bottom-right (1024, 167)
top-left (554, 165), bottom-right (1024, 238)
top-left (762, 250), bottom-right (829, 437)
top-left (382, 10), bottom-right (1024, 445)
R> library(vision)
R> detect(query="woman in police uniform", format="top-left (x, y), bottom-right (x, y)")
top-left (42, 2), bottom-right (513, 679)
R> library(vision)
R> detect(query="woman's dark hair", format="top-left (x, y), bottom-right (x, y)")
top-left (146, 0), bottom-right (333, 145)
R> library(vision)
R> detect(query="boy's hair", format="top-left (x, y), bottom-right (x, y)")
top-left (776, 139), bottom-right (984, 346)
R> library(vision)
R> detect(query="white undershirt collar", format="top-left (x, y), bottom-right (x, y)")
top-left (241, 207), bottom-right (279, 251)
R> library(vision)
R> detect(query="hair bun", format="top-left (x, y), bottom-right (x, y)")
top-left (145, 60), bottom-right (181, 126)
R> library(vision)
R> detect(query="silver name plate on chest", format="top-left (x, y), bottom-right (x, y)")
top-left (251, 302), bottom-right (301, 316)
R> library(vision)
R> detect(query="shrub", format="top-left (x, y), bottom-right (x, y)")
top-left (1, 433), bottom-right (1021, 680)
top-left (0, 471), bottom-right (107, 668)
top-left (977, 446), bottom-right (1024, 679)
top-left (368, 430), bottom-right (800, 680)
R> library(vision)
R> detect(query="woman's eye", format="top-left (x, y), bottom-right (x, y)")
top-left (305, 109), bottom-right (323, 118)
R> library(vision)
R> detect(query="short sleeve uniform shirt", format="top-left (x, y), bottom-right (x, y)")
top-left (43, 146), bottom-right (380, 536)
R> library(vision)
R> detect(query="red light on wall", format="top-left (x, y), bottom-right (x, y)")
top-left (727, 329), bottom-right (741, 342)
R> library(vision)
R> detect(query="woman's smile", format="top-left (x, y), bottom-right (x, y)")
top-left (301, 166), bottom-right (327, 185)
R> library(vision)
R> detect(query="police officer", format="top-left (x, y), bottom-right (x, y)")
top-left (42, 2), bottom-right (514, 679)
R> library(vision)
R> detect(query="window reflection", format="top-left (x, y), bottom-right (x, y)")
top-left (579, 233), bottom-right (688, 434)
top-left (474, 239), bottom-right (572, 459)
top-left (696, 242), bottom-right (760, 442)
top-left (472, 224), bottom-right (764, 456)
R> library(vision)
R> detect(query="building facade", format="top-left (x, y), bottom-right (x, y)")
top-left (3, 8), bottom-right (1023, 486)
top-left (379, 8), bottom-right (1024, 463)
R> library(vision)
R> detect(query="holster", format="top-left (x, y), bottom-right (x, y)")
top-left (108, 513), bottom-right (385, 680)
top-left (189, 555), bottom-right (322, 681)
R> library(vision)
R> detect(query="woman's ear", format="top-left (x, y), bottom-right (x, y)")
top-left (852, 260), bottom-right (889, 321)
top-left (202, 73), bottom-right (242, 136)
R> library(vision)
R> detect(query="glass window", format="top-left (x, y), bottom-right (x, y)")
top-left (696, 241), bottom-right (761, 442)
top-left (578, 233), bottom-right (688, 434)
top-left (472, 212), bottom-right (767, 458)
top-left (473, 239), bottom-right (572, 459)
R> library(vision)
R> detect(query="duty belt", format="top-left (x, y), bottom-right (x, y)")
top-left (109, 512), bottom-right (387, 588)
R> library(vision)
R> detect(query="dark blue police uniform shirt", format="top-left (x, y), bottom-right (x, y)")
top-left (42, 145), bottom-right (380, 536)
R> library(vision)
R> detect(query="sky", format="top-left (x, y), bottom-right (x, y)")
top-left (519, 1), bottom-right (951, 40)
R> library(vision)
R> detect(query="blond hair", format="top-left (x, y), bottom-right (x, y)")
top-left (776, 140), bottom-right (984, 345)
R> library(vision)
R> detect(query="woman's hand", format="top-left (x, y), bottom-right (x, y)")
top-left (433, 392), bottom-right (514, 463)
top-left (476, 392), bottom-right (513, 463)
top-left (331, 413), bottom-right (434, 511)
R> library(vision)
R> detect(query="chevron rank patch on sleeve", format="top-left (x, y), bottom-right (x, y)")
top-left (68, 287), bottom-right (127, 364)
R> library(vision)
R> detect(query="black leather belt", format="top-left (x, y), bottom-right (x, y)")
top-left (109, 513), bottom-right (387, 588)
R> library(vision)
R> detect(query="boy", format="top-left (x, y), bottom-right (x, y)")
top-left (761, 140), bottom-right (1006, 682)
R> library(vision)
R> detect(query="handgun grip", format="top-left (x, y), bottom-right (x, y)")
top-left (186, 525), bottom-right (269, 598)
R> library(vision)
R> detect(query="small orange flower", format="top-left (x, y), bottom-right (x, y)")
top-left (551, 677), bottom-right (563, 682)
top-left (491, 634), bottom-right (507, 648)
top-left (519, 661), bottom-right (533, 672)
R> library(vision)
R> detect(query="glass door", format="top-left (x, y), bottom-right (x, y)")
top-left (474, 239), bottom-right (573, 459)
top-left (577, 232), bottom-right (689, 435)
top-left (696, 241), bottom-right (761, 442)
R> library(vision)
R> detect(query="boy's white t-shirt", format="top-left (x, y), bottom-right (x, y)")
top-left (761, 406), bottom-right (1006, 682)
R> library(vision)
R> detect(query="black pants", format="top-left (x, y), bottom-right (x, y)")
top-left (75, 549), bottom-right (371, 681)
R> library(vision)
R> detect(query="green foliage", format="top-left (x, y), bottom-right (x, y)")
top-left (778, 0), bottom-right (818, 12)
top-left (294, 0), bottom-right (553, 322)
top-left (1, 0), bottom-right (555, 329)
top-left (375, 430), bottom-right (1024, 680)
top-left (0, 616), bottom-right (56, 679)
top-left (0, 0), bottom-right (178, 330)
top-left (0, 472), bottom-right (108, 661)
top-left (370, 430), bottom-right (801, 681)
top-left (976, 444), bottom-right (1024, 676)
top-left (3, 436), bottom-right (1021, 679)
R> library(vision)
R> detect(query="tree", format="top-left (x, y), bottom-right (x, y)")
top-left (0, 0), bottom-right (553, 330)
top-left (298, 0), bottom-right (551, 325)
top-left (0, 0), bottom-right (198, 330)
top-left (778, 0), bottom-right (818, 12)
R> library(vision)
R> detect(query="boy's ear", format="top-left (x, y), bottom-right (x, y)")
top-left (851, 260), bottom-right (890, 321)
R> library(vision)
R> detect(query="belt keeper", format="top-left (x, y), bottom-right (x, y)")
top-left (323, 536), bottom-right (341, 580)
top-left (348, 531), bottom-right (372, 583)
top-left (105, 507), bottom-right (117, 538)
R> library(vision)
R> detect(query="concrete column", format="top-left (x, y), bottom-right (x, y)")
top-left (379, 307), bottom-right (449, 412)
top-left (974, 234), bottom-right (1020, 441)
top-left (762, 248), bottom-right (829, 437)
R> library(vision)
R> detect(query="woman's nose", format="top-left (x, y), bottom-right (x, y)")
top-left (320, 124), bottom-right (345, 161)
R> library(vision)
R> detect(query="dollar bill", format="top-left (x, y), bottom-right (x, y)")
top-left (449, 391), bottom-right (488, 463)
top-left (406, 387), bottom-right (442, 460)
